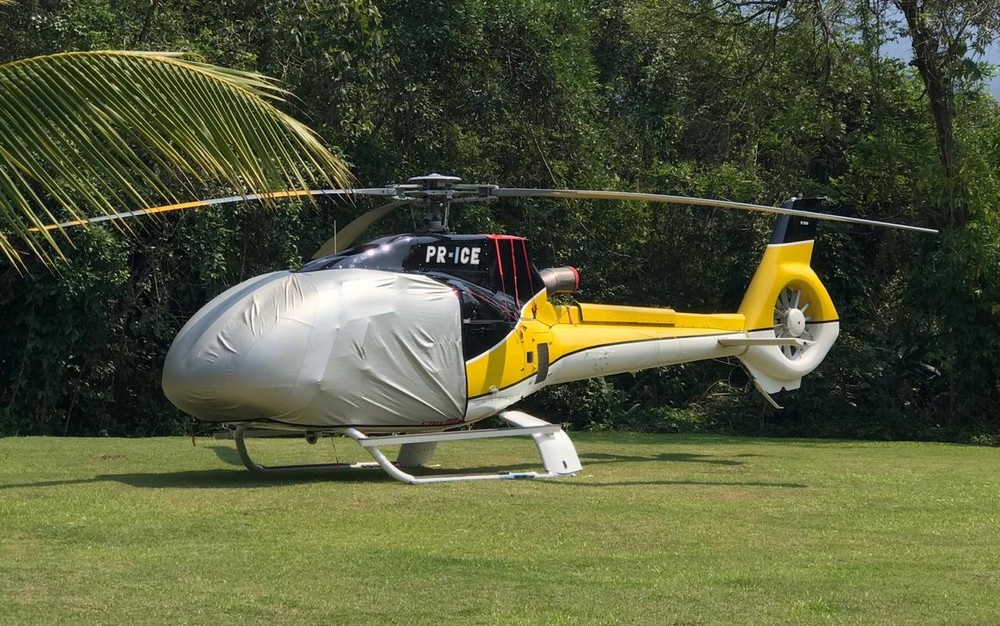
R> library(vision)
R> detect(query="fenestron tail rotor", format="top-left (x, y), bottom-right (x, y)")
top-left (773, 286), bottom-right (816, 360)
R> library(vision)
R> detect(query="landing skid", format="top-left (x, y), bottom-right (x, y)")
top-left (232, 425), bottom-right (380, 472)
top-left (229, 411), bottom-right (582, 484)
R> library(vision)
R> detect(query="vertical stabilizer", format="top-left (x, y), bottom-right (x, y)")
top-left (736, 204), bottom-right (840, 394)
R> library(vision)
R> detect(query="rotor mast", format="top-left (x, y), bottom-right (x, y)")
top-left (407, 173), bottom-right (462, 233)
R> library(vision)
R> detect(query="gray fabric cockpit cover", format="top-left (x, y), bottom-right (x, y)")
top-left (162, 268), bottom-right (466, 428)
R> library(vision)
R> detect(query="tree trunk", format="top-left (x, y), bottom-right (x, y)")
top-left (134, 0), bottom-right (161, 48)
top-left (894, 0), bottom-right (967, 228)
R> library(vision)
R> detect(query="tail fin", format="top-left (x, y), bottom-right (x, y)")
top-left (736, 204), bottom-right (840, 394)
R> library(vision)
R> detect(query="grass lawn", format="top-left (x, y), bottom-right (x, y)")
top-left (0, 433), bottom-right (998, 625)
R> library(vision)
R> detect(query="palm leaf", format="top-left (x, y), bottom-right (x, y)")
top-left (0, 50), bottom-right (352, 268)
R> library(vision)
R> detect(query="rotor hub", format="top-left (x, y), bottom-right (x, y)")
top-left (408, 173), bottom-right (462, 190)
top-left (785, 308), bottom-right (806, 337)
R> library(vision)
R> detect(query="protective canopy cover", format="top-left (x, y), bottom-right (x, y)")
top-left (162, 268), bottom-right (467, 429)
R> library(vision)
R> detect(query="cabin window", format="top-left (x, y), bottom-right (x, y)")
top-left (456, 288), bottom-right (516, 360)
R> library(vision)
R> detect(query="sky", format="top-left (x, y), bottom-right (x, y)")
top-left (981, 47), bottom-right (999, 98)
top-left (880, 30), bottom-right (1000, 99)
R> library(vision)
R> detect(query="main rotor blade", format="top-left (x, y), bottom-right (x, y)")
top-left (32, 188), bottom-right (399, 231)
top-left (491, 188), bottom-right (938, 234)
top-left (312, 200), bottom-right (410, 259)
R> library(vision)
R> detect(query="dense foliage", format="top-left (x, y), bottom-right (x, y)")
top-left (0, 0), bottom-right (997, 442)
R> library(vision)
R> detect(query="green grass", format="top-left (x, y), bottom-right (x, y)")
top-left (1, 433), bottom-right (998, 625)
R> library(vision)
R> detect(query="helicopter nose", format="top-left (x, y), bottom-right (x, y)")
top-left (161, 268), bottom-right (467, 428)
top-left (161, 270), bottom-right (312, 422)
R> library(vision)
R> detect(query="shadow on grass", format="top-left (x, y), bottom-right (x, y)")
top-left (209, 444), bottom-right (245, 467)
top-left (548, 479), bottom-right (808, 488)
top-left (580, 451), bottom-right (752, 466)
top-left (562, 451), bottom-right (805, 488)
top-left (0, 469), bottom-right (806, 490)
top-left (0, 467), bottom-right (397, 490)
top-left (1, 445), bottom-right (802, 490)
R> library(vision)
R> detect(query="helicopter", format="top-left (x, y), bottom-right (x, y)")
top-left (39, 173), bottom-right (936, 483)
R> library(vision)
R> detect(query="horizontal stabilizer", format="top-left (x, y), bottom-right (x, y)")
top-left (718, 337), bottom-right (814, 347)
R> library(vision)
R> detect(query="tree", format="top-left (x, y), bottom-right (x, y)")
top-left (890, 0), bottom-right (1000, 228)
top-left (0, 49), bottom-right (351, 268)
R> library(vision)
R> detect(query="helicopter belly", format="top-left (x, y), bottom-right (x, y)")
top-left (162, 268), bottom-right (467, 429)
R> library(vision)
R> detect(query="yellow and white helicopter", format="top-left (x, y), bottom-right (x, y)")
top-left (43, 174), bottom-right (936, 483)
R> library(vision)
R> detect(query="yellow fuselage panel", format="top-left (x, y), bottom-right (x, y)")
top-left (464, 237), bottom-right (840, 412)
top-left (465, 295), bottom-right (747, 398)
top-left (738, 240), bottom-right (838, 329)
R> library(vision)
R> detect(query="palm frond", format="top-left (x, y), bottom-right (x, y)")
top-left (0, 50), bottom-right (352, 268)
